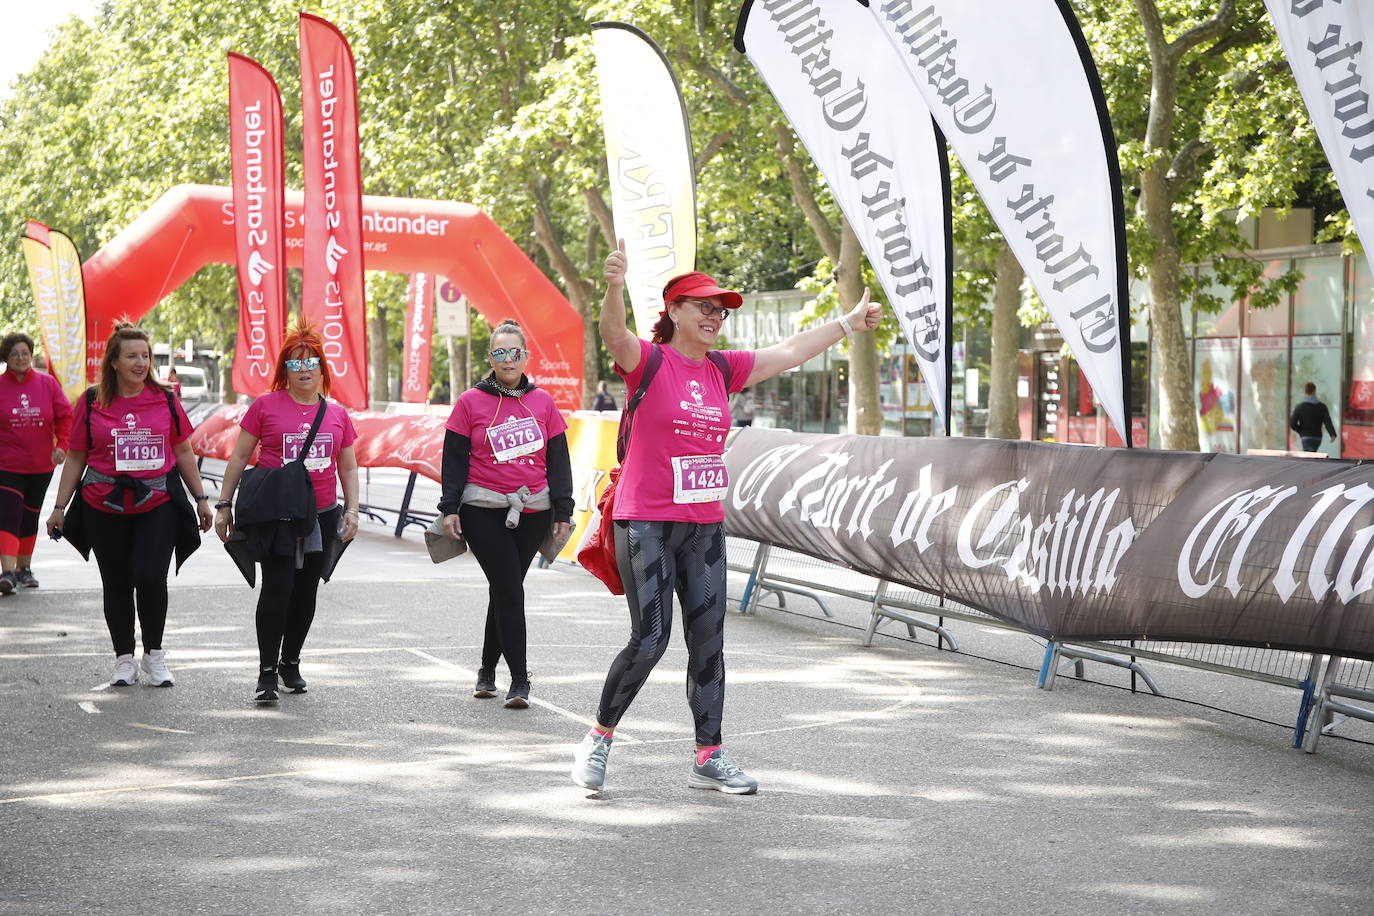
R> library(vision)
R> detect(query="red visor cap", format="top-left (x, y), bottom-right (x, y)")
top-left (662, 272), bottom-right (744, 309)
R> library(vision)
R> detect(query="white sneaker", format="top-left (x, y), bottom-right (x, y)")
top-left (139, 649), bottom-right (174, 687)
top-left (110, 654), bottom-right (137, 686)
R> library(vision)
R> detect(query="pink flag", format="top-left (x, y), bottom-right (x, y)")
top-left (228, 53), bottom-right (287, 397)
top-left (299, 13), bottom-right (368, 408)
top-left (401, 273), bottom-right (434, 403)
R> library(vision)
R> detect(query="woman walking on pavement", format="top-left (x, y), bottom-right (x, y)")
top-left (571, 241), bottom-right (882, 794)
top-left (0, 333), bottom-right (72, 593)
top-left (46, 323), bottom-right (213, 687)
top-left (214, 323), bottom-right (360, 705)
top-left (439, 319), bottom-right (573, 709)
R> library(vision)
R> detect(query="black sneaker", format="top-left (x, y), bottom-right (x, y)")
top-left (473, 668), bottom-right (497, 699)
top-left (254, 667), bottom-right (279, 705)
top-left (0, 572), bottom-right (15, 595)
top-left (504, 680), bottom-right (530, 709)
top-left (15, 568), bottom-right (38, 589)
top-left (278, 660), bottom-right (307, 694)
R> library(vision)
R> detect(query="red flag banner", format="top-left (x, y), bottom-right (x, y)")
top-left (401, 273), bottom-right (434, 402)
top-left (299, 13), bottom-right (368, 408)
top-left (228, 52), bottom-right (287, 398)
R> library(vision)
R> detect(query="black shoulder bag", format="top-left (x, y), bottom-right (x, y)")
top-left (233, 398), bottom-right (328, 532)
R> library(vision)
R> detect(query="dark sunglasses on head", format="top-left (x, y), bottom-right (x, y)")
top-left (489, 347), bottom-right (528, 362)
top-left (284, 356), bottom-right (321, 371)
top-left (681, 298), bottom-right (731, 320)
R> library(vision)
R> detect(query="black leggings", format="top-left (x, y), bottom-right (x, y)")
top-left (256, 507), bottom-right (340, 669)
top-left (0, 469), bottom-right (52, 557)
top-left (85, 501), bottom-right (178, 656)
top-left (597, 520), bottom-right (727, 746)
top-left (459, 504), bottom-right (550, 682)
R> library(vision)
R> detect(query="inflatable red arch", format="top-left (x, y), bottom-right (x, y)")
top-left (82, 184), bottom-right (584, 409)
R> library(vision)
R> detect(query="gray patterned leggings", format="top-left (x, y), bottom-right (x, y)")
top-left (596, 519), bottom-right (727, 746)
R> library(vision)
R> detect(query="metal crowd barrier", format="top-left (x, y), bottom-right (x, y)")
top-left (725, 534), bottom-right (1360, 753)
top-left (1303, 656), bottom-right (1374, 753)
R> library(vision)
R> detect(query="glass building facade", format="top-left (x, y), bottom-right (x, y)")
top-left (738, 243), bottom-right (1369, 455)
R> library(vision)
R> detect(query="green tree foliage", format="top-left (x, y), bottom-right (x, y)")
top-left (0, 0), bottom-right (1355, 443)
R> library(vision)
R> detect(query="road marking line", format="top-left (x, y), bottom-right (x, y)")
top-left (77, 702), bottom-right (100, 715)
top-left (400, 647), bottom-right (641, 744)
top-left (128, 723), bottom-right (192, 735)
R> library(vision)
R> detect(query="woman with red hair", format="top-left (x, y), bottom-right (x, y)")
top-left (214, 323), bottom-right (360, 704)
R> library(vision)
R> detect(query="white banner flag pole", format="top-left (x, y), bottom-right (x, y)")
top-left (735, 0), bottom-right (953, 430)
top-left (1265, 1), bottom-right (1374, 280)
top-left (592, 22), bottom-right (698, 340)
top-left (864, 0), bottom-right (1131, 444)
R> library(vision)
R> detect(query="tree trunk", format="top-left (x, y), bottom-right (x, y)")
top-left (837, 223), bottom-right (881, 435)
top-left (1146, 214), bottom-right (1197, 450)
top-left (1140, 152), bottom-right (1198, 451)
top-left (447, 335), bottom-right (462, 403)
top-left (369, 307), bottom-right (388, 405)
top-left (220, 361), bottom-right (235, 404)
top-left (986, 242), bottom-right (1024, 439)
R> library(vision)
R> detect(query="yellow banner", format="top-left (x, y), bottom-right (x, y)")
top-left (592, 23), bottom-right (697, 339)
top-left (560, 413), bottom-right (621, 562)
top-left (22, 224), bottom-right (86, 401)
top-left (48, 230), bottom-right (88, 401)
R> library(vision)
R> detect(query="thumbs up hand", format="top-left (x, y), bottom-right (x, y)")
top-left (604, 238), bottom-right (628, 286)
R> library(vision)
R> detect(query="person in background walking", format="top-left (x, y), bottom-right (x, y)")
top-left (439, 319), bottom-right (573, 709)
top-left (592, 380), bottom-right (617, 412)
top-left (213, 323), bottom-right (360, 705)
top-left (570, 241), bottom-right (882, 795)
top-left (730, 386), bottom-right (755, 427)
top-left (0, 333), bottom-right (71, 593)
top-left (46, 323), bottom-right (213, 687)
top-left (1290, 382), bottom-right (1336, 453)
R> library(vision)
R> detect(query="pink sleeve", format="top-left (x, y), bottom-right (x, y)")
top-left (723, 349), bottom-right (756, 394)
top-left (50, 376), bottom-right (73, 449)
top-left (340, 407), bottom-right (358, 447)
top-left (444, 393), bottom-right (473, 436)
top-left (546, 396), bottom-right (568, 438)
top-left (172, 398), bottom-right (193, 445)
top-left (69, 393), bottom-right (89, 451)
top-left (240, 398), bottom-right (265, 437)
top-left (613, 338), bottom-right (654, 392)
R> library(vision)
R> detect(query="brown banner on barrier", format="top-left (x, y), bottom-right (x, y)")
top-left (724, 428), bottom-right (1374, 660)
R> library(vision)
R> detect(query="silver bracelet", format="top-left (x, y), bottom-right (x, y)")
top-left (838, 316), bottom-right (855, 339)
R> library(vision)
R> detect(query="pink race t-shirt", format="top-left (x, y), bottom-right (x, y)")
top-left (241, 390), bottom-right (358, 510)
top-left (71, 384), bottom-right (191, 514)
top-left (0, 369), bottom-right (72, 474)
top-left (446, 386), bottom-right (567, 498)
top-left (613, 339), bottom-right (754, 524)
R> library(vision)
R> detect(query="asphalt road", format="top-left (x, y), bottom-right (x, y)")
top-left (2, 521), bottom-right (1373, 915)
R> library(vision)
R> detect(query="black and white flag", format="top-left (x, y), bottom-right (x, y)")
top-left (736, 0), bottom-right (953, 430)
top-left (1265, 2), bottom-right (1374, 278)
top-left (865, 0), bottom-right (1131, 443)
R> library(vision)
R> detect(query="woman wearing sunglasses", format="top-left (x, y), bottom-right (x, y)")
top-left (571, 241), bottom-right (882, 794)
top-left (213, 323), bottom-right (360, 704)
top-left (438, 319), bottom-right (573, 709)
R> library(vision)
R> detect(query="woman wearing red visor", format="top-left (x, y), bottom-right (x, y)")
top-left (572, 242), bottom-right (881, 794)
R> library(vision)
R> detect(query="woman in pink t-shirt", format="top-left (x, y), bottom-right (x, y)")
top-left (570, 242), bottom-right (882, 795)
top-left (214, 323), bottom-right (360, 705)
top-left (438, 319), bottom-right (572, 709)
top-left (46, 324), bottom-right (214, 689)
top-left (0, 332), bottom-right (72, 593)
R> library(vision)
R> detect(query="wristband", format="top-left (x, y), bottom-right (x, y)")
top-left (838, 316), bottom-right (855, 340)
top-left (194, 494), bottom-right (209, 501)
top-left (214, 500), bottom-right (233, 510)
top-left (344, 507), bottom-right (360, 515)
